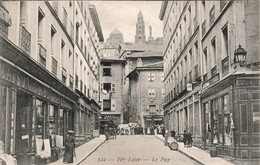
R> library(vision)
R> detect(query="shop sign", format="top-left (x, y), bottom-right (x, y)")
top-left (237, 79), bottom-right (260, 87)
top-left (187, 83), bottom-right (192, 91)
top-left (50, 90), bottom-right (60, 104)
top-left (61, 97), bottom-right (72, 109)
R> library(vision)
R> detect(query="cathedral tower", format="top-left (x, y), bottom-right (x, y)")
top-left (135, 11), bottom-right (146, 44)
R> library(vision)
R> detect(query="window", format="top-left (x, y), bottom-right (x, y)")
top-left (111, 83), bottom-right (116, 92)
top-left (38, 8), bottom-right (45, 42)
top-left (203, 48), bottom-right (208, 75)
top-left (148, 89), bottom-right (156, 97)
top-left (103, 83), bottom-right (111, 93)
top-left (211, 38), bottom-right (216, 67)
top-left (189, 49), bottom-right (193, 70)
top-left (103, 100), bottom-right (111, 111)
top-left (149, 105), bottom-right (156, 113)
top-left (162, 88), bottom-right (165, 96)
top-left (103, 68), bottom-right (111, 76)
top-left (76, 22), bottom-right (79, 44)
top-left (240, 104), bottom-right (248, 133)
top-left (209, 5), bottom-right (215, 25)
top-left (51, 26), bottom-right (56, 54)
top-left (252, 104), bottom-right (260, 132)
top-left (63, 7), bottom-right (67, 29)
top-left (161, 73), bottom-right (164, 81)
top-left (222, 25), bottom-right (228, 59)
top-left (148, 72), bottom-right (155, 82)
top-left (61, 40), bottom-right (65, 66)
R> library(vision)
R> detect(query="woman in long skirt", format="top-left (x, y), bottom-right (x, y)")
top-left (63, 130), bottom-right (75, 164)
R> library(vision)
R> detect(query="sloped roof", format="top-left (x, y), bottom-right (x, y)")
top-left (126, 50), bottom-right (163, 58)
top-left (120, 43), bottom-right (163, 52)
top-left (138, 61), bottom-right (164, 68)
top-left (126, 61), bottom-right (163, 78)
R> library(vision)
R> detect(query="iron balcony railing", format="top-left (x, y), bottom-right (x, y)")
top-left (19, 25), bottom-right (31, 55)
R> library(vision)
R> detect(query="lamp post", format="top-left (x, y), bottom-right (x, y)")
top-left (234, 44), bottom-right (247, 66)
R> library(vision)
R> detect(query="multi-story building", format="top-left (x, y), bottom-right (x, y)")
top-left (99, 30), bottom-right (125, 132)
top-left (127, 59), bottom-right (164, 128)
top-left (160, 0), bottom-right (260, 161)
top-left (159, 0), bottom-right (202, 145)
top-left (0, 1), bottom-right (103, 164)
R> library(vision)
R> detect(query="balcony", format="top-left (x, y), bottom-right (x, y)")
top-left (211, 66), bottom-right (217, 77)
top-left (51, 57), bottom-right (57, 75)
top-left (222, 56), bottom-right (229, 77)
top-left (202, 20), bottom-right (206, 36)
top-left (19, 25), bottom-right (31, 55)
top-left (38, 43), bottom-right (47, 67)
top-left (0, 5), bottom-right (11, 38)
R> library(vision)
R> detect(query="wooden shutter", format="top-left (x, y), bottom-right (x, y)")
top-left (111, 99), bottom-right (116, 111)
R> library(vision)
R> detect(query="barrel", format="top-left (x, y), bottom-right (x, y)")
top-left (169, 142), bottom-right (178, 150)
top-left (209, 146), bottom-right (217, 157)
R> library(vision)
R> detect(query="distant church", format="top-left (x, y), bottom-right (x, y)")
top-left (135, 11), bottom-right (163, 45)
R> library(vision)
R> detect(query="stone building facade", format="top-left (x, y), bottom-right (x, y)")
top-left (160, 0), bottom-right (260, 161)
top-left (127, 61), bottom-right (164, 127)
top-left (0, 1), bottom-right (103, 164)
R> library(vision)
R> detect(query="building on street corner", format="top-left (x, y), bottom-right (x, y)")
top-left (159, 0), bottom-right (260, 162)
top-left (0, 1), bottom-right (103, 164)
top-left (99, 30), bottom-right (126, 132)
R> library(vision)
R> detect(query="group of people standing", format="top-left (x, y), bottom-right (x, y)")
top-left (144, 124), bottom-right (165, 135)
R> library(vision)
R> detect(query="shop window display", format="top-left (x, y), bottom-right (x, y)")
top-left (223, 95), bottom-right (232, 145)
top-left (252, 104), bottom-right (260, 132)
top-left (0, 87), bottom-right (6, 148)
top-left (49, 105), bottom-right (56, 147)
top-left (56, 109), bottom-right (64, 147)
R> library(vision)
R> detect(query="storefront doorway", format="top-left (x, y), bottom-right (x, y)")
top-left (15, 90), bottom-right (33, 164)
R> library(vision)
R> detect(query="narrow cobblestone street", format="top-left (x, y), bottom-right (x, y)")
top-left (80, 135), bottom-right (200, 165)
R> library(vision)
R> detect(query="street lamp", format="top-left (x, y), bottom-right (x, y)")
top-left (234, 44), bottom-right (247, 66)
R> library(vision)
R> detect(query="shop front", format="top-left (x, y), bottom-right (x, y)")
top-left (201, 73), bottom-right (260, 160)
top-left (0, 50), bottom-right (77, 164)
top-left (143, 115), bottom-right (164, 128)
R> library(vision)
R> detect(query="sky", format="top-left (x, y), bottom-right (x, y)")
top-left (91, 1), bottom-right (163, 43)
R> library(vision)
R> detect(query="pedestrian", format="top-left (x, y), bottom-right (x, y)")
top-left (187, 132), bottom-right (193, 147)
top-left (170, 130), bottom-right (176, 139)
top-left (113, 125), bottom-right (117, 140)
top-left (162, 126), bottom-right (166, 137)
top-left (183, 130), bottom-right (188, 148)
top-left (104, 124), bottom-right (109, 141)
top-left (63, 130), bottom-right (75, 164)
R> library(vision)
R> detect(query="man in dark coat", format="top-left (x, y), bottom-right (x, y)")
top-left (63, 130), bottom-right (75, 163)
top-left (162, 127), bottom-right (166, 137)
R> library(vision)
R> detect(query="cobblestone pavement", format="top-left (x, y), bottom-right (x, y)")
top-left (80, 135), bottom-right (200, 165)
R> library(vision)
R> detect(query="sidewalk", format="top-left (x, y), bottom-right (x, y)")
top-left (154, 134), bottom-right (234, 165)
top-left (48, 135), bottom-right (106, 165)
